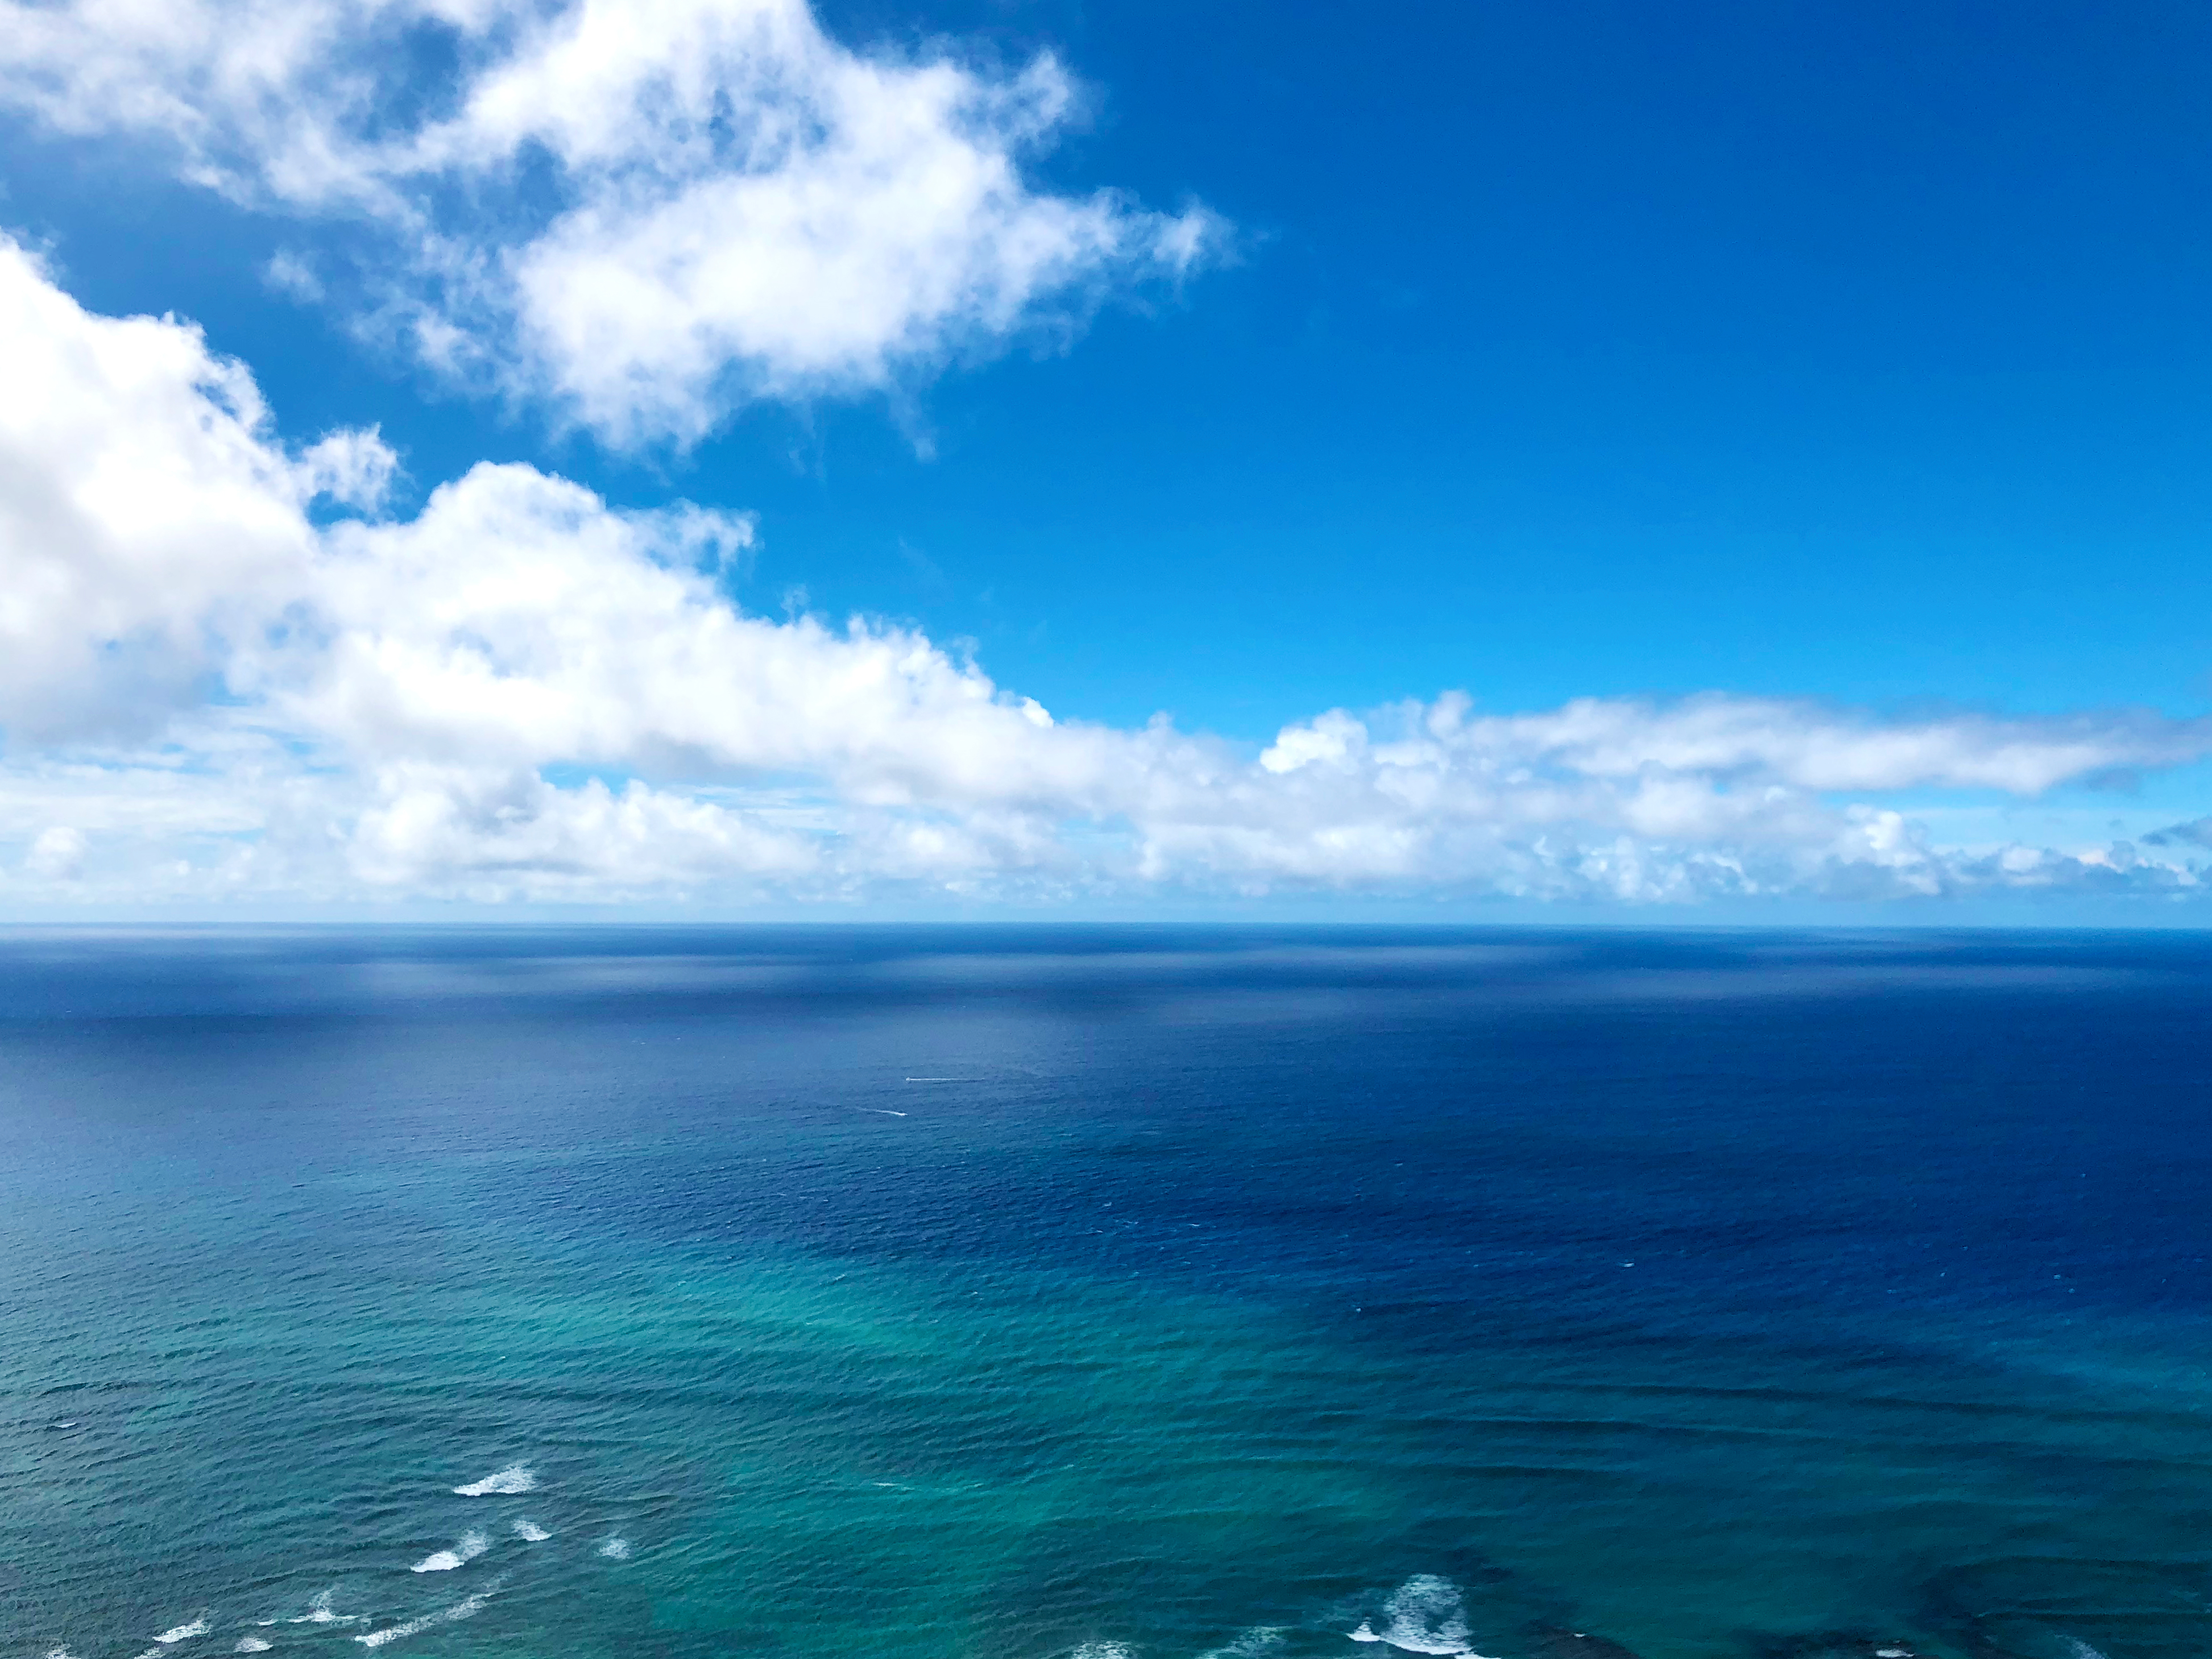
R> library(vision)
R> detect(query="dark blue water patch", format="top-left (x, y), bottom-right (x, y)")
top-left (0, 923), bottom-right (2198, 1018)
top-left (3, 927), bottom-right (2210, 1659)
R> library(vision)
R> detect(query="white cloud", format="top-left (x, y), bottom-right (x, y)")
top-left (2, 239), bottom-right (2209, 911)
top-left (0, 237), bottom-right (318, 740)
top-left (346, 764), bottom-right (819, 897)
top-left (24, 826), bottom-right (88, 881)
top-left (0, 0), bottom-right (1222, 445)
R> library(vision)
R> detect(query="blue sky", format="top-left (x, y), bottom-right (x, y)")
top-left (2, 0), bottom-right (2211, 913)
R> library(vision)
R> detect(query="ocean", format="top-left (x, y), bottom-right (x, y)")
top-left (2, 926), bottom-right (2209, 1659)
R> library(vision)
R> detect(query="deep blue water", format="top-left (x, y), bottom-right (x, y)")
top-left (3, 927), bottom-right (2210, 1659)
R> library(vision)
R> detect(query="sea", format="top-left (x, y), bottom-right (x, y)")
top-left (3, 926), bottom-right (2210, 1659)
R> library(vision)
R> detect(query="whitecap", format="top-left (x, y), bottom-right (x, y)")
top-left (354, 1587), bottom-right (494, 1649)
top-left (1201, 1630), bottom-right (1286, 1659)
top-left (45, 1647), bottom-right (77, 1659)
top-left (235, 1640), bottom-right (272, 1654)
top-left (155, 1619), bottom-right (211, 1644)
top-left (597, 1536), bottom-right (631, 1561)
top-left (452, 1463), bottom-right (535, 1497)
top-left (289, 1591), bottom-right (355, 1625)
top-left (1353, 1577), bottom-right (1494, 1658)
top-left (512, 1520), bottom-right (549, 1542)
top-left (1070, 1646), bottom-right (1134, 1659)
top-left (411, 1530), bottom-right (488, 1572)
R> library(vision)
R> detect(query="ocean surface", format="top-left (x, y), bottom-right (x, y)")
top-left (3, 927), bottom-right (2210, 1659)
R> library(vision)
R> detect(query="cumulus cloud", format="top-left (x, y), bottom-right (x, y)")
top-left (2, 237), bottom-right (2209, 910)
top-left (0, 238), bottom-right (317, 740)
top-left (0, 0), bottom-right (1221, 445)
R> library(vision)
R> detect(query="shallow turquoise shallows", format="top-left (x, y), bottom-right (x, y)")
top-left (4, 927), bottom-right (2211, 1659)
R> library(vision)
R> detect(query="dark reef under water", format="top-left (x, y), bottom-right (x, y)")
top-left (2, 926), bottom-right (2209, 1659)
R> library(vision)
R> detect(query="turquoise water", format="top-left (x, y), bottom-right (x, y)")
top-left (3, 928), bottom-right (2210, 1659)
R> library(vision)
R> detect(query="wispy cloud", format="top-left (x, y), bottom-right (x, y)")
top-left (2143, 816), bottom-right (2212, 850)
top-left (0, 0), bottom-right (1224, 446)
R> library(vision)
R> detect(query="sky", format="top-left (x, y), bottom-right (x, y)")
top-left (3, 0), bottom-right (2212, 918)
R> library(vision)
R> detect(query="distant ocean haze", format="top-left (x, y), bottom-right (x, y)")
top-left (2, 926), bottom-right (2208, 1659)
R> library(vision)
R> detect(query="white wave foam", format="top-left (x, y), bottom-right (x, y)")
top-left (597, 1536), bottom-right (631, 1560)
top-left (290, 1590), bottom-right (358, 1626)
top-left (155, 1619), bottom-right (210, 1644)
top-left (453, 1463), bottom-right (535, 1496)
top-left (1200, 1629), bottom-right (1285, 1659)
top-left (1070, 1646), bottom-right (1134, 1659)
top-left (411, 1530), bottom-right (488, 1572)
top-left (235, 1640), bottom-right (272, 1654)
top-left (45, 1647), bottom-right (77, 1659)
top-left (1353, 1577), bottom-right (1493, 1658)
top-left (2062, 1644), bottom-right (2109, 1659)
top-left (512, 1519), bottom-right (549, 1542)
top-left (355, 1587), bottom-right (495, 1649)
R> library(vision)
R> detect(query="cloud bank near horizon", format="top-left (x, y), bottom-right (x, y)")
top-left (2, 235), bottom-right (2209, 911)
top-left (0, 0), bottom-right (1220, 446)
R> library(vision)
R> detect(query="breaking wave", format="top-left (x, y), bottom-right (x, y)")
top-left (356, 1587), bottom-right (496, 1649)
top-left (412, 1530), bottom-right (488, 1572)
top-left (290, 1590), bottom-right (356, 1625)
top-left (453, 1463), bottom-right (536, 1497)
top-left (1199, 1630), bottom-right (1285, 1659)
top-left (1349, 1577), bottom-right (1493, 1658)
